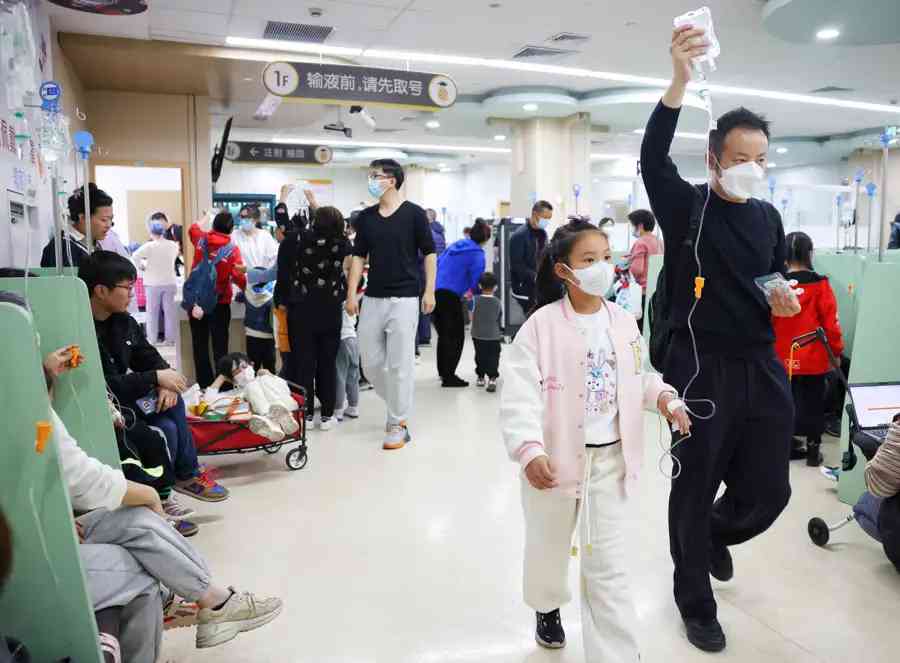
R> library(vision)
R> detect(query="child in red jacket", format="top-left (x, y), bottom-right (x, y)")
top-left (773, 232), bottom-right (844, 467)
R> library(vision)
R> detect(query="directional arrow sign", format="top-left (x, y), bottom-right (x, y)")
top-left (224, 141), bottom-right (333, 165)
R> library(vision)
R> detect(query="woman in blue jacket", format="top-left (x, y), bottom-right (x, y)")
top-left (432, 219), bottom-right (491, 387)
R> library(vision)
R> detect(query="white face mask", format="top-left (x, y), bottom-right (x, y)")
top-left (234, 365), bottom-right (255, 387)
top-left (717, 161), bottom-right (764, 201)
top-left (565, 261), bottom-right (614, 297)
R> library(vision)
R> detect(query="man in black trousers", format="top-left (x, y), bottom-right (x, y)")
top-left (641, 25), bottom-right (801, 653)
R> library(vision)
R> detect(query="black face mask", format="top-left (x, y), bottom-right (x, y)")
top-left (274, 208), bottom-right (290, 224)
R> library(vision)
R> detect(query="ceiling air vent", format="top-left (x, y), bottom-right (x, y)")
top-left (263, 21), bottom-right (334, 43)
top-left (809, 86), bottom-right (855, 94)
top-left (548, 32), bottom-right (590, 44)
top-left (513, 45), bottom-right (576, 60)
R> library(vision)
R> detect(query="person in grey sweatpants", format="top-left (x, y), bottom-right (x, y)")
top-left (346, 159), bottom-right (436, 450)
top-left (78, 506), bottom-right (211, 663)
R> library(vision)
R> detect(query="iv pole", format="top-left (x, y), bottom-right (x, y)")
top-left (73, 131), bottom-right (95, 252)
top-left (877, 129), bottom-right (892, 263)
top-left (852, 169), bottom-right (863, 253)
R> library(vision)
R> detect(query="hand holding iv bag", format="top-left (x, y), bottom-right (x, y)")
top-left (673, 7), bottom-right (720, 74)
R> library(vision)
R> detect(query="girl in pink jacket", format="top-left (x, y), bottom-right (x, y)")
top-left (500, 219), bottom-right (690, 661)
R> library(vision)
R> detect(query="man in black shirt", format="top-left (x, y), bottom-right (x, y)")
top-left (641, 25), bottom-right (801, 653)
top-left (509, 200), bottom-right (552, 313)
top-left (40, 184), bottom-right (114, 268)
top-left (346, 159), bottom-right (436, 450)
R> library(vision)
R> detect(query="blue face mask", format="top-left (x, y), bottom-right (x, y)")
top-left (537, 217), bottom-right (550, 231)
top-left (240, 219), bottom-right (254, 233)
top-left (367, 178), bottom-right (385, 200)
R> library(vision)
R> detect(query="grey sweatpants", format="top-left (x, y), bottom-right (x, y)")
top-left (358, 296), bottom-right (418, 425)
top-left (336, 336), bottom-right (361, 410)
top-left (78, 507), bottom-right (213, 662)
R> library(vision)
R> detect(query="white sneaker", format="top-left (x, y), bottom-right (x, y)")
top-left (268, 404), bottom-right (300, 436)
top-left (162, 495), bottom-right (195, 522)
top-left (249, 416), bottom-right (285, 442)
top-left (195, 588), bottom-right (282, 649)
top-left (319, 417), bottom-right (335, 431)
top-left (335, 408), bottom-right (345, 422)
top-left (344, 405), bottom-right (360, 419)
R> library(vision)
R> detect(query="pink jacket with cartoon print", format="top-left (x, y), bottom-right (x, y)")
top-left (501, 297), bottom-right (675, 497)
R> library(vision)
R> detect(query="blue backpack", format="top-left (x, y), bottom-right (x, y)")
top-left (181, 237), bottom-right (234, 315)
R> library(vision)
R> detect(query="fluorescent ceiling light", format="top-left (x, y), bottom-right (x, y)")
top-left (226, 36), bottom-right (363, 58)
top-left (426, 120), bottom-right (441, 129)
top-left (816, 27), bottom-right (841, 41)
top-left (768, 163), bottom-right (778, 168)
top-left (253, 94), bottom-right (282, 120)
top-left (271, 136), bottom-right (510, 154)
top-left (633, 128), bottom-right (706, 141)
top-left (225, 37), bottom-right (900, 115)
top-left (493, 134), bottom-right (507, 141)
top-left (522, 103), bottom-right (539, 112)
top-left (591, 153), bottom-right (637, 161)
top-left (776, 147), bottom-right (788, 154)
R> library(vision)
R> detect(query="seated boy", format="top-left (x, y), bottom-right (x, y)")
top-left (43, 360), bottom-right (282, 660)
top-left (78, 251), bottom-right (228, 506)
top-left (204, 352), bottom-right (299, 442)
top-left (859, 413), bottom-right (900, 572)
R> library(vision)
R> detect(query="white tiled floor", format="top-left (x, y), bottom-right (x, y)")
top-left (160, 343), bottom-right (900, 663)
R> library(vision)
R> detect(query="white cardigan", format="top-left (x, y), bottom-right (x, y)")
top-left (52, 409), bottom-right (127, 513)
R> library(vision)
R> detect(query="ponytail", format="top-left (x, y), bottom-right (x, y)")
top-left (529, 219), bottom-right (607, 316)
top-left (786, 231), bottom-right (814, 270)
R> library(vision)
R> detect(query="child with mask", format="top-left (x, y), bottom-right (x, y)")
top-left (205, 352), bottom-right (300, 442)
top-left (772, 232), bottom-right (844, 466)
top-left (500, 219), bottom-right (690, 662)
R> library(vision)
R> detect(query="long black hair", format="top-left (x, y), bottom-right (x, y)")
top-left (531, 219), bottom-right (608, 315)
top-left (785, 231), bottom-right (814, 270)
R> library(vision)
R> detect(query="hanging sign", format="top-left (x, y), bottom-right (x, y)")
top-left (47, 1), bottom-right (147, 14)
top-left (263, 62), bottom-right (458, 111)
top-left (224, 141), bottom-right (333, 166)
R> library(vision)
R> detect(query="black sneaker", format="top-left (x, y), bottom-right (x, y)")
top-left (709, 542), bottom-right (733, 582)
top-left (684, 617), bottom-right (726, 652)
top-left (790, 437), bottom-right (807, 460)
top-left (535, 609), bottom-right (566, 649)
top-left (824, 416), bottom-right (841, 438)
top-left (441, 375), bottom-right (469, 388)
top-left (486, 378), bottom-right (497, 393)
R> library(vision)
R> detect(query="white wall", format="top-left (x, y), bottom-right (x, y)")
top-left (215, 163), bottom-right (371, 216)
top-left (769, 162), bottom-right (855, 250)
top-left (1, 1), bottom-right (54, 269)
top-left (95, 165), bottom-right (182, 246)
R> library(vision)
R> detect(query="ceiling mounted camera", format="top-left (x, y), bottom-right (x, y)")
top-left (324, 121), bottom-right (352, 139)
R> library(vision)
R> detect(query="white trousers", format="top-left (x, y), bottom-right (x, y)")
top-left (244, 373), bottom-right (298, 416)
top-left (521, 445), bottom-right (640, 663)
top-left (358, 296), bottom-right (418, 425)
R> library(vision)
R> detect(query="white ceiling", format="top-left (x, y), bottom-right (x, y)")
top-left (48, 0), bottom-right (900, 168)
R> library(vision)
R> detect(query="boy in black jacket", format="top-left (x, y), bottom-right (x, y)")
top-left (79, 252), bottom-right (229, 510)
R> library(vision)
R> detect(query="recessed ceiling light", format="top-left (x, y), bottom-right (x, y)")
top-left (633, 128), bottom-right (706, 141)
top-left (816, 27), bottom-right (841, 41)
top-left (426, 120), bottom-right (441, 129)
top-left (768, 162), bottom-right (778, 168)
top-left (493, 134), bottom-right (507, 141)
top-left (522, 103), bottom-right (539, 112)
top-left (243, 77), bottom-right (254, 82)
top-left (776, 147), bottom-right (788, 154)
top-left (488, 2), bottom-right (502, 7)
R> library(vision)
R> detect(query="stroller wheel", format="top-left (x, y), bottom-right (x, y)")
top-left (263, 444), bottom-right (282, 454)
top-left (286, 447), bottom-right (308, 471)
top-left (808, 517), bottom-right (830, 547)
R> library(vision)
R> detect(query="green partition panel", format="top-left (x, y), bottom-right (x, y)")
top-left (0, 303), bottom-right (102, 663)
top-left (642, 254), bottom-right (664, 343)
top-left (838, 262), bottom-right (900, 505)
top-left (0, 276), bottom-right (119, 468)
top-left (812, 253), bottom-right (867, 355)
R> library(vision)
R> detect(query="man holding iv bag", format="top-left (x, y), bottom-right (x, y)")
top-left (641, 19), bottom-right (801, 653)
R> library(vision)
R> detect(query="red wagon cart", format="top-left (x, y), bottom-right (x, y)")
top-left (187, 391), bottom-right (308, 471)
